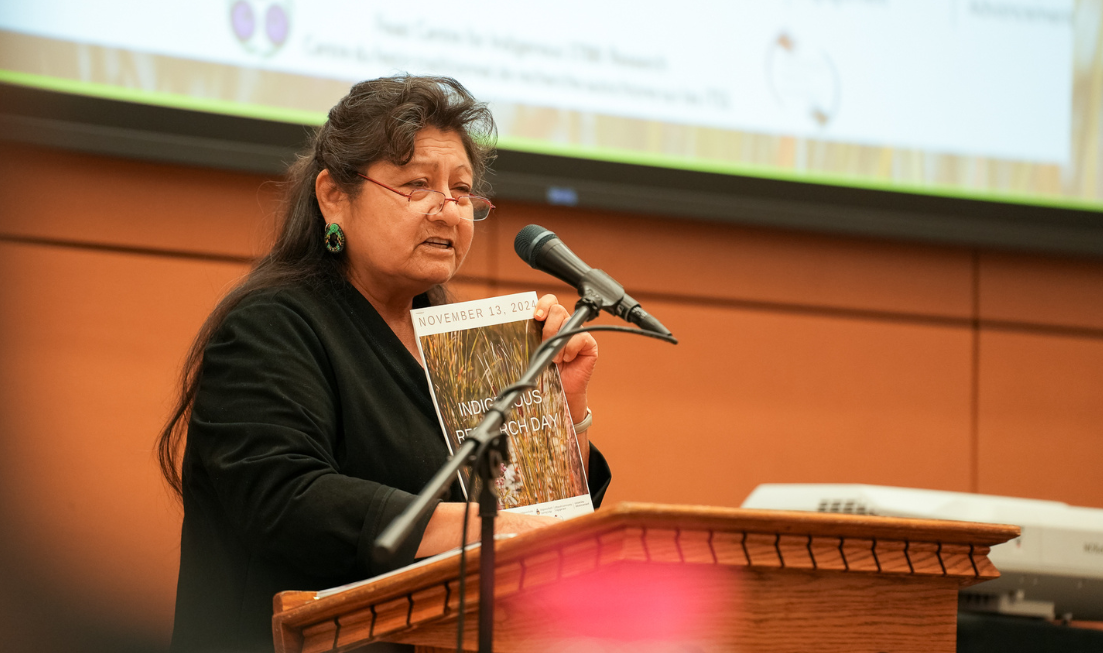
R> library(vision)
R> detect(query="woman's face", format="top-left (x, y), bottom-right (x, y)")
top-left (318, 127), bottom-right (476, 305)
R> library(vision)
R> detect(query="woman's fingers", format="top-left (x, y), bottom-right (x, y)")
top-left (535, 295), bottom-right (569, 362)
top-left (496, 510), bottom-right (561, 536)
top-left (533, 293), bottom-right (598, 367)
top-left (531, 294), bottom-right (598, 411)
top-left (563, 331), bottom-right (598, 364)
top-left (543, 304), bottom-right (570, 338)
top-left (534, 294), bottom-right (557, 322)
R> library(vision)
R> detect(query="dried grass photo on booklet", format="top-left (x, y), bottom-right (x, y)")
top-left (413, 292), bottom-right (592, 518)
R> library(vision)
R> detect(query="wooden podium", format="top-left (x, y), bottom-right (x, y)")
top-left (272, 502), bottom-right (1019, 653)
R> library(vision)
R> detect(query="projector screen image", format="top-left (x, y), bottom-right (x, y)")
top-left (0, 0), bottom-right (1099, 211)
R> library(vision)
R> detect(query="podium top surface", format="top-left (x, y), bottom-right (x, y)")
top-left (273, 502), bottom-right (1019, 641)
top-left (537, 501), bottom-right (1022, 545)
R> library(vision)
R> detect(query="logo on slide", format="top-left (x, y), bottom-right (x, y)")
top-left (229, 0), bottom-right (292, 57)
top-left (767, 32), bottom-right (840, 128)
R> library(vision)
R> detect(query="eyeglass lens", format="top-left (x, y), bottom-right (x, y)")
top-left (408, 189), bottom-right (492, 221)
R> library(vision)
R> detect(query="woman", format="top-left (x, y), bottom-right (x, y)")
top-left (157, 76), bottom-right (610, 653)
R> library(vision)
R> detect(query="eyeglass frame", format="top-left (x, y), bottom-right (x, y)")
top-left (356, 173), bottom-right (495, 221)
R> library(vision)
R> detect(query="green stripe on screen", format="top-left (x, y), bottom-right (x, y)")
top-left (3, 69), bottom-right (1100, 212)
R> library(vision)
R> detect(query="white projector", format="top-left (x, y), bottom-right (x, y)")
top-left (741, 484), bottom-right (1103, 621)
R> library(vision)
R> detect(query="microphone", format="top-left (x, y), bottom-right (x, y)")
top-left (514, 225), bottom-right (673, 337)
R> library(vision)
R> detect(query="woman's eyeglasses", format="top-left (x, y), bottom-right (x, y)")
top-left (358, 174), bottom-right (494, 221)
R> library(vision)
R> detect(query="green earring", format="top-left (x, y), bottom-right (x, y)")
top-left (323, 223), bottom-right (345, 253)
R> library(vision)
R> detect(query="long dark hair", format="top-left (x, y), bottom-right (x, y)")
top-left (157, 75), bottom-right (497, 498)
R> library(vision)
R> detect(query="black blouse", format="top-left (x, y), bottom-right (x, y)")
top-left (170, 277), bottom-right (611, 653)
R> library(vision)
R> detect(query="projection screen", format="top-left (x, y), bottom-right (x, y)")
top-left (1, 0), bottom-right (1099, 211)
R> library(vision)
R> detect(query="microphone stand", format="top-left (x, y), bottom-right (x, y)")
top-left (375, 291), bottom-right (607, 653)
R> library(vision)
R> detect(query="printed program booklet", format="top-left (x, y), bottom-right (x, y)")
top-left (412, 291), bottom-right (593, 519)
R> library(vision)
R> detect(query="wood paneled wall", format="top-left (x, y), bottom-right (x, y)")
top-left (1, 142), bottom-right (1101, 650)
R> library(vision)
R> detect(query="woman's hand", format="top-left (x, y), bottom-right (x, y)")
top-left (494, 509), bottom-right (562, 536)
top-left (534, 294), bottom-right (598, 421)
top-left (417, 503), bottom-right (562, 558)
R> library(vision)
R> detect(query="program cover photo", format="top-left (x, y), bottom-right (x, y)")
top-left (412, 292), bottom-right (593, 519)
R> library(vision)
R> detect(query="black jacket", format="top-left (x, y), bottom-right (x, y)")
top-left (170, 277), bottom-right (610, 652)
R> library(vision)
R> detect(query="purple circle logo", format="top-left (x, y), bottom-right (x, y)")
top-left (266, 4), bottom-right (289, 46)
top-left (229, 0), bottom-right (292, 57)
top-left (230, 1), bottom-right (255, 41)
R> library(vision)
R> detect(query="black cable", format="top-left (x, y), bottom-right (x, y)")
top-left (529, 324), bottom-right (678, 365)
top-left (495, 381), bottom-right (538, 397)
top-left (489, 326), bottom-right (673, 416)
top-left (450, 323), bottom-right (673, 651)
top-left (456, 495), bottom-right (471, 652)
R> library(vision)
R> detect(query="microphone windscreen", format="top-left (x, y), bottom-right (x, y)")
top-left (514, 224), bottom-right (557, 267)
